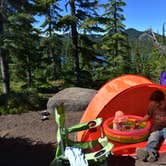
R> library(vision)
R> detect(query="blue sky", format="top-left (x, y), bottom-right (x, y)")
top-left (122, 0), bottom-right (166, 33)
top-left (98, 0), bottom-right (166, 33)
top-left (35, 0), bottom-right (166, 34)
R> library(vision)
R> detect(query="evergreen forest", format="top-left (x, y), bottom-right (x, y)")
top-left (1, 0), bottom-right (166, 114)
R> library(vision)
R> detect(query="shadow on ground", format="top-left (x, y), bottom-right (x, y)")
top-left (0, 137), bottom-right (136, 166)
top-left (0, 137), bottom-right (56, 166)
top-left (107, 156), bottom-right (135, 166)
top-left (1, 137), bottom-right (166, 166)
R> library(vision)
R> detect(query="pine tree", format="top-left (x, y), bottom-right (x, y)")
top-left (34, 0), bottom-right (63, 80)
top-left (102, 0), bottom-right (129, 76)
top-left (1, 0), bottom-right (38, 89)
top-left (0, 0), bottom-right (10, 94)
top-left (57, 0), bottom-right (100, 85)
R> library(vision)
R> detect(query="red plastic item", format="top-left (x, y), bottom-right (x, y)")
top-left (103, 115), bottom-right (151, 143)
top-left (77, 74), bottom-right (166, 155)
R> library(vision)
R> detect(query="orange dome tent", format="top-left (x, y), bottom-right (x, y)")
top-left (77, 74), bottom-right (166, 155)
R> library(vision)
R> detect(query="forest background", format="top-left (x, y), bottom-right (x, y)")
top-left (1, 0), bottom-right (166, 114)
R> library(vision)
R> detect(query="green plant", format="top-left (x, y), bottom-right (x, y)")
top-left (0, 91), bottom-right (48, 114)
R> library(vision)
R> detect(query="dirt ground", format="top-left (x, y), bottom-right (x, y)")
top-left (0, 110), bottom-right (166, 166)
top-left (0, 110), bottom-right (83, 166)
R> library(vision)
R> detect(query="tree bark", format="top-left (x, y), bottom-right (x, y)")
top-left (113, 1), bottom-right (118, 67)
top-left (69, 0), bottom-right (80, 85)
top-left (0, 11), bottom-right (10, 94)
top-left (48, 20), bottom-right (58, 80)
top-left (26, 54), bottom-right (32, 87)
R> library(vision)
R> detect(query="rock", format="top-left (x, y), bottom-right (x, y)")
top-left (0, 129), bottom-right (11, 138)
top-left (47, 87), bottom-right (97, 114)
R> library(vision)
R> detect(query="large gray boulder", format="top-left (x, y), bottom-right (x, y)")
top-left (47, 87), bottom-right (97, 113)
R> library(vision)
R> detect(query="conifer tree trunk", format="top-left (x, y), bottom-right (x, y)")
top-left (113, 1), bottom-right (118, 67)
top-left (26, 54), bottom-right (32, 87)
top-left (0, 12), bottom-right (10, 94)
top-left (48, 11), bottom-right (57, 80)
top-left (69, 0), bottom-right (80, 85)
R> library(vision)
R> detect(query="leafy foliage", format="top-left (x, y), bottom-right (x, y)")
top-left (1, 0), bottom-right (166, 114)
top-left (0, 91), bottom-right (47, 114)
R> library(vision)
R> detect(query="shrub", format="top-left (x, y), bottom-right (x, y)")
top-left (0, 91), bottom-right (48, 115)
